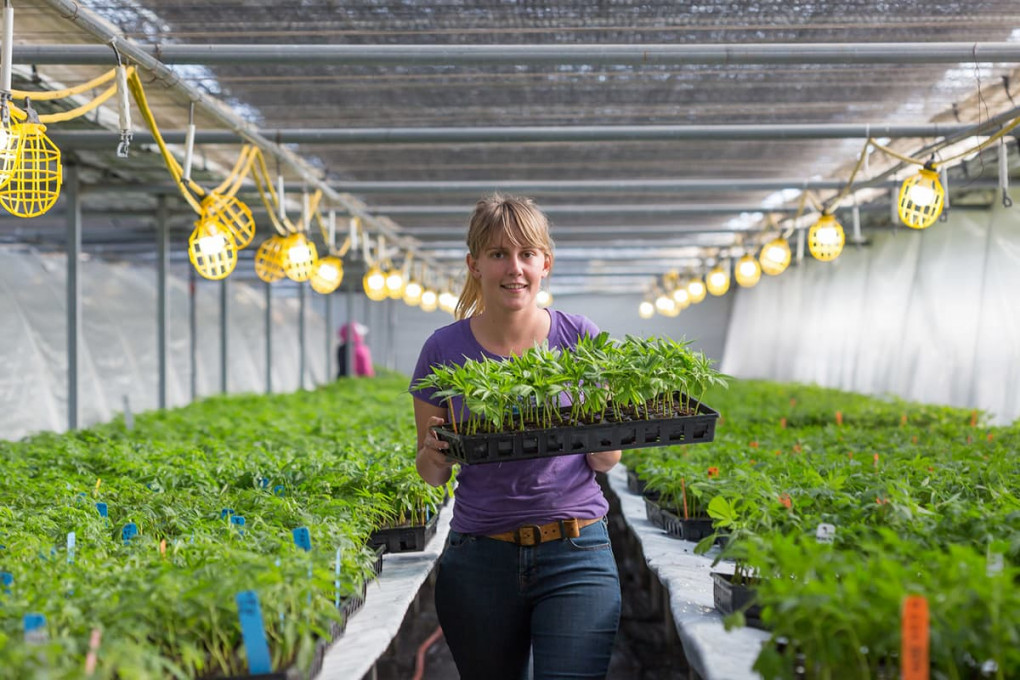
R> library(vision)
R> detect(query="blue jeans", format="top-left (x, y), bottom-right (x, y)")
top-left (435, 518), bottom-right (621, 680)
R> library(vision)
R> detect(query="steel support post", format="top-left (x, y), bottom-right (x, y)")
top-left (156, 195), bottom-right (169, 409)
top-left (65, 163), bottom-right (80, 431)
top-left (298, 282), bottom-right (307, 389)
top-left (220, 278), bottom-right (228, 394)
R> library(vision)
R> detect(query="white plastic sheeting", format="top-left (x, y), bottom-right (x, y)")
top-left (722, 196), bottom-right (1020, 425)
top-left (0, 249), bottom-right (326, 441)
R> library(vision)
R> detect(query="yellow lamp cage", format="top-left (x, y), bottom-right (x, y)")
top-left (200, 192), bottom-right (256, 248)
top-left (254, 235), bottom-right (287, 283)
top-left (385, 269), bottom-right (406, 299)
top-left (808, 214), bottom-right (845, 262)
top-left (759, 236), bottom-right (792, 276)
top-left (363, 264), bottom-right (388, 301)
top-left (188, 218), bottom-right (237, 280)
top-left (706, 264), bottom-right (730, 296)
top-left (735, 254), bottom-right (762, 288)
top-left (686, 277), bottom-right (707, 304)
top-left (282, 232), bottom-right (318, 282)
top-left (0, 122), bottom-right (61, 218)
top-left (0, 118), bottom-right (23, 189)
top-left (309, 255), bottom-right (344, 294)
top-left (419, 288), bottom-right (439, 312)
top-left (638, 300), bottom-right (655, 319)
top-left (897, 166), bottom-right (944, 230)
top-left (403, 279), bottom-right (424, 306)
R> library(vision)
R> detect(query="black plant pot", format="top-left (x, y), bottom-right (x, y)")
top-left (712, 571), bottom-right (766, 630)
top-left (368, 510), bottom-right (440, 553)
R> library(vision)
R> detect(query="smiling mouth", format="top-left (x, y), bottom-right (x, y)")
top-left (502, 283), bottom-right (528, 290)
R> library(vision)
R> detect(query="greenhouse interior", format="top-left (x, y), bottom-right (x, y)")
top-left (1, 1), bottom-right (1019, 679)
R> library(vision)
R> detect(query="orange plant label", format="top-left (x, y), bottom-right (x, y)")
top-left (901, 595), bottom-right (929, 680)
top-left (779, 417), bottom-right (787, 429)
top-left (789, 398), bottom-right (797, 407)
top-left (969, 410), bottom-right (978, 427)
top-left (835, 410), bottom-right (843, 426)
top-left (159, 539), bottom-right (167, 556)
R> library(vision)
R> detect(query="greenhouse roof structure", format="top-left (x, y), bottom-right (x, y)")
top-left (4, 0), bottom-right (1020, 294)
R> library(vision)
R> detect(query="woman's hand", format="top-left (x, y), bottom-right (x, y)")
top-left (586, 449), bottom-right (621, 473)
top-left (414, 400), bottom-right (456, 486)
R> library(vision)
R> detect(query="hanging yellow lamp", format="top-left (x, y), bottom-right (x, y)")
top-left (200, 192), bottom-right (256, 249)
top-left (808, 214), bottom-right (845, 261)
top-left (536, 289), bottom-right (553, 308)
top-left (309, 255), bottom-right (344, 294)
top-left (671, 285), bottom-right (690, 309)
top-left (897, 162), bottom-right (945, 229)
top-left (188, 218), bottom-right (237, 280)
top-left (735, 254), bottom-right (762, 288)
top-left (654, 291), bottom-right (679, 317)
top-left (363, 263), bottom-right (388, 301)
top-left (0, 111), bottom-right (61, 218)
top-left (281, 232), bottom-right (318, 282)
top-left (638, 299), bottom-right (655, 319)
top-left (385, 268), bottom-right (406, 299)
top-left (403, 278), bottom-right (424, 307)
top-left (706, 263), bottom-right (730, 296)
top-left (419, 288), bottom-right (438, 312)
top-left (686, 277), bottom-right (706, 304)
top-left (759, 236), bottom-right (792, 276)
top-left (254, 235), bottom-right (287, 283)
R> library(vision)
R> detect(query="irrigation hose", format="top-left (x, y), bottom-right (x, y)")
top-left (412, 626), bottom-right (444, 680)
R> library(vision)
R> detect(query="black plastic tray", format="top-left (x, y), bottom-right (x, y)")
top-left (712, 572), bottom-right (766, 630)
top-left (368, 511), bottom-right (440, 553)
top-left (435, 394), bottom-right (718, 465)
top-left (644, 497), bottom-right (720, 542)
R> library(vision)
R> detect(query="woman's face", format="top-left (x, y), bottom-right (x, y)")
top-left (467, 234), bottom-right (550, 312)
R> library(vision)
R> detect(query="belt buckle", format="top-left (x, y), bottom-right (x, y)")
top-left (516, 524), bottom-right (544, 546)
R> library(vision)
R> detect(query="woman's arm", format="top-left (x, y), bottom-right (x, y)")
top-left (586, 449), bottom-right (621, 473)
top-left (413, 397), bottom-right (457, 487)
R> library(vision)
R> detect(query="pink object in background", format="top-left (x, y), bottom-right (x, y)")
top-left (337, 322), bottom-right (375, 377)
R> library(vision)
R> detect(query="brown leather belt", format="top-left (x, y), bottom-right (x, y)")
top-left (486, 517), bottom-right (602, 547)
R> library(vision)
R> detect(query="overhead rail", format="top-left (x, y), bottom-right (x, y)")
top-left (11, 42), bottom-right (1020, 66)
top-left (48, 123), bottom-right (987, 147)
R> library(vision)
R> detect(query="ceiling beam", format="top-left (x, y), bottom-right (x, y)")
top-left (49, 122), bottom-right (988, 148)
top-left (13, 42), bottom-right (1020, 66)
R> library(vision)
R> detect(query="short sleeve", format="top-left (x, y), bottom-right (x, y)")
top-left (409, 333), bottom-right (445, 408)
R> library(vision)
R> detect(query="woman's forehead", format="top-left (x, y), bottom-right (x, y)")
top-left (484, 232), bottom-right (537, 250)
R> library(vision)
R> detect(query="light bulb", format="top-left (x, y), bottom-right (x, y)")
top-left (706, 266), bottom-right (730, 296)
top-left (438, 291), bottom-right (457, 314)
top-left (898, 166), bottom-right (945, 229)
top-left (654, 294), bottom-right (679, 317)
top-left (318, 262), bottom-right (339, 282)
top-left (907, 183), bottom-right (936, 207)
top-left (420, 289), bottom-right (438, 312)
top-left (687, 278), bottom-right (706, 304)
top-left (363, 265), bottom-right (388, 301)
top-left (288, 243), bottom-right (311, 265)
top-left (536, 290), bottom-right (552, 308)
top-left (638, 301), bottom-right (655, 319)
top-left (672, 287), bottom-right (690, 308)
top-left (760, 237), bottom-right (792, 276)
top-left (808, 214), bottom-right (845, 261)
top-left (197, 231), bottom-right (228, 256)
top-left (385, 270), bottom-right (405, 298)
top-left (735, 254), bottom-right (762, 287)
top-left (403, 280), bottom-right (423, 306)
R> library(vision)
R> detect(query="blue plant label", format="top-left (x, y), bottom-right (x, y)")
top-left (96, 502), bottom-right (108, 518)
top-left (1, 571), bottom-right (12, 594)
top-left (259, 477), bottom-right (270, 489)
top-left (23, 613), bottom-right (47, 644)
top-left (231, 516), bottom-right (246, 534)
top-left (273, 485), bottom-right (285, 496)
top-left (815, 523), bottom-right (835, 544)
top-left (334, 547), bottom-right (343, 609)
top-left (235, 590), bottom-right (272, 674)
top-left (292, 527), bottom-right (311, 552)
top-left (221, 508), bottom-right (235, 519)
top-left (67, 532), bottom-right (76, 564)
top-left (122, 523), bottom-right (138, 544)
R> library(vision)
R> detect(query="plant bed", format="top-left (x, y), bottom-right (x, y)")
top-left (368, 510), bottom-right (440, 553)
top-left (644, 496), bottom-right (722, 542)
top-left (435, 394), bottom-right (719, 465)
top-left (626, 468), bottom-right (649, 495)
top-left (712, 572), bottom-right (766, 630)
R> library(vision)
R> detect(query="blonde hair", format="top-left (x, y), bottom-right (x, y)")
top-left (455, 194), bottom-right (555, 319)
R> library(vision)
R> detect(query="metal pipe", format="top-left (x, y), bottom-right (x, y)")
top-left (189, 265), bottom-right (196, 401)
top-left (12, 42), bottom-right (1020, 66)
top-left (219, 278), bottom-right (228, 394)
top-left (331, 178), bottom-right (857, 194)
top-left (66, 163), bottom-right (80, 431)
top-left (298, 282), bottom-right (306, 390)
top-left (37, 0), bottom-right (445, 272)
top-left (264, 280), bottom-right (272, 395)
top-left (368, 203), bottom-right (799, 217)
top-left (156, 195), bottom-right (168, 409)
top-left (48, 122), bottom-right (983, 147)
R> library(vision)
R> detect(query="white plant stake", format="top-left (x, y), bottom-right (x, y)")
top-left (815, 523), bottom-right (835, 544)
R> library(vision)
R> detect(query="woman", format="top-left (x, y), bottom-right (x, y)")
top-left (410, 194), bottom-right (622, 680)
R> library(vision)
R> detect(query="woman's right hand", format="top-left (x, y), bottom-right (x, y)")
top-left (420, 416), bottom-right (454, 466)
top-left (413, 402), bottom-right (457, 487)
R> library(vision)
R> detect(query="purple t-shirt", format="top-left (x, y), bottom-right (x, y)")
top-left (410, 309), bottom-right (610, 535)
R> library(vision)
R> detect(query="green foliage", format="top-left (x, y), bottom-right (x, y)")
top-left (0, 371), bottom-right (447, 677)
top-left (624, 379), bottom-right (1020, 679)
top-left (412, 332), bottom-right (727, 434)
